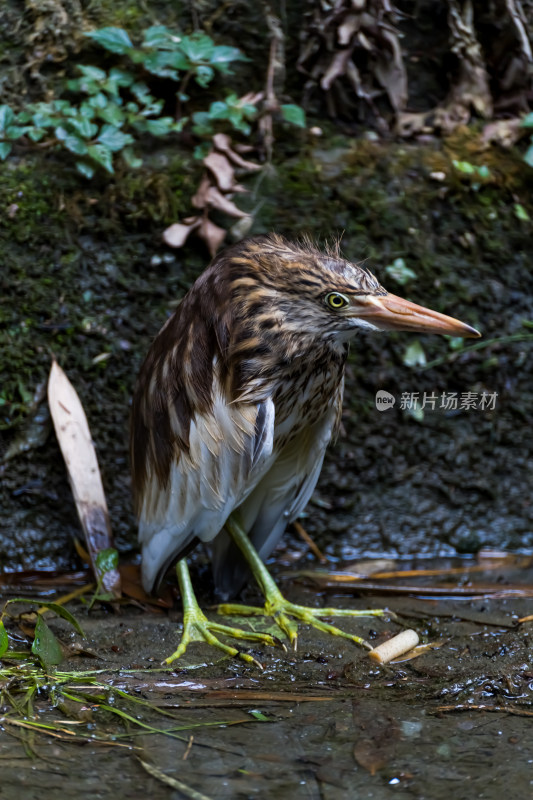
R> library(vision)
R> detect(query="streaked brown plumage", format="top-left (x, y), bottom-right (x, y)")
top-left (130, 234), bottom-right (479, 659)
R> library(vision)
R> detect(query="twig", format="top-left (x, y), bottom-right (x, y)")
top-left (293, 520), bottom-right (328, 563)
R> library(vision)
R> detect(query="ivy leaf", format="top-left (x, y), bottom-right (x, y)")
top-left (141, 53), bottom-right (180, 80)
top-left (57, 130), bottom-right (89, 155)
top-left (97, 124), bottom-right (134, 152)
top-left (0, 142), bottom-right (12, 160)
top-left (195, 65), bottom-right (214, 87)
top-left (143, 117), bottom-right (176, 136)
top-left (191, 111), bottom-right (213, 136)
top-left (97, 104), bottom-right (126, 126)
top-left (108, 67), bottom-right (134, 87)
top-left (280, 104), bottom-right (306, 128)
top-left (6, 125), bottom-right (30, 139)
top-left (68, 117), bottom-right (98, 138)
top-left (180, 33), bottom-right (214, 63)
top-left (27, 128), bottom-right (46, 142)
top-left (77, 64), bottom-right (107, 82)
top-left (87, 143), bottom-right (114, 173)
top-left (76, 161), bottom-right (95, 179)
top-left (167, 51), bottom-right (191, 71)
top-left (0, 619), bottom-right (8, 657)
top-left (86, 27), bottom-right (133, 54)
top-left (88, 93), bottom-right (109, 110)
top-left (32, 615), bottom-right (63, 669)
top-left (208, 101), bottom-right (230, 120)
top-left (130, 82), bottom-right (153, 104)
top-left (210, 45), bottom-right (248, 71)
top-left (0, 104), bottom-right (15, 132)
top-left (79, 102), bottom-right (96, 119)
top-left (142, 25), bottom-right (182, 49)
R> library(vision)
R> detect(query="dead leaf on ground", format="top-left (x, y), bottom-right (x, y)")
top-left (47, 360), bottom-right (121, 598)
top-left (352, 700), bottom-right (400, 775)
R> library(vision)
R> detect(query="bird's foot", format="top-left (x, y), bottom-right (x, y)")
top-left (165, 559), bottom-right (281, 669)
top-left (164, 605), bottom-right (282, 669)
top-left (221, 516), bottom-right (390, 651)
top-left (218, 589), bottom-right (389, 651)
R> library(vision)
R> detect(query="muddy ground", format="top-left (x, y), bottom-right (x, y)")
top-left (2, 553), bottom-right (533, 799)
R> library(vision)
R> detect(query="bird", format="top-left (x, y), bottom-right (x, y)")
top-left (130, 234), bottom-right (480, 666)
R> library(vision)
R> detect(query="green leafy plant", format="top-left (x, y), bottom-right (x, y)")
top-left (0, 24), bottom-right (306, 180)
top-left (0, 69), bottom-right (180, 178)
top-left (87, 547), bottom-right (119, 609)
top-left (0, 598), bottom-right (84, 669)
top-left (86, 26), bottom-right (247, 88)
top-left (0, 25), bottom-right (256, 178)
top-left (192, 93), bottom-right (258, 137)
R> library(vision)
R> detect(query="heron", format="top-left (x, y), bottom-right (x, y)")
top-left (130, 234), bottom-right (480, 666)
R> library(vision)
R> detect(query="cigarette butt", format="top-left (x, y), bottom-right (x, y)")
top-left (368, 629), bottom-right (420, 664)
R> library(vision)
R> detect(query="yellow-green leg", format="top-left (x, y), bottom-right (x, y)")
top-left (218, 516), bottom-right (389, 651)
top-left (164, 559), bottom-right (281, 669)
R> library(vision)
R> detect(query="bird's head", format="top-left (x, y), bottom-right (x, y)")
top-left (225, 235), bottom-right (480, 348)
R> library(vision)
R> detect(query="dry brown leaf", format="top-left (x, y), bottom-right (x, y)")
top-left (337, 14), bottom-right (361, 46)
top-left (203, 151), bottom-right (235, 192)
top-left (352, 701), bottom-right (400, 775)
top-left (163, 218), bottom-right (201, 248)
top-left (213, 133), bottom-right (262, 170)
top-left (353, 739), bottom-right (390, 776)
top-left (191, 176), bottom-right (212, 209)
top-left (374, 29), bottom-right (407, 112)
top-left (205, 186), bottom-right (250, 218)
top-left (199, 217), bottom-right (227, 256)
top-left (238, 91), bottom-right (264, 106)
top-left (233, 142), bottom-right (256, 154)
top-left (47, 360), bottom-right (121, 598)
top-left (321, 49), bottom-right (353, 91)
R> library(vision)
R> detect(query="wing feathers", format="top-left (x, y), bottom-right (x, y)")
top-left (139, 393), bottom-right (275, 592)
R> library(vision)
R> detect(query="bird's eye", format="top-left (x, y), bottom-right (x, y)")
top-left (324, 292), bottom-right (350, 310)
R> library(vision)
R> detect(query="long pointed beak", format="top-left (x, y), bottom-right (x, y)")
top-left (355, 293), bottom-right (481, 338)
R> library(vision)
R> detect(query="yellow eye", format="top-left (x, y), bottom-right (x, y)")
top-left (325, 292), bottom-right (349, 310)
